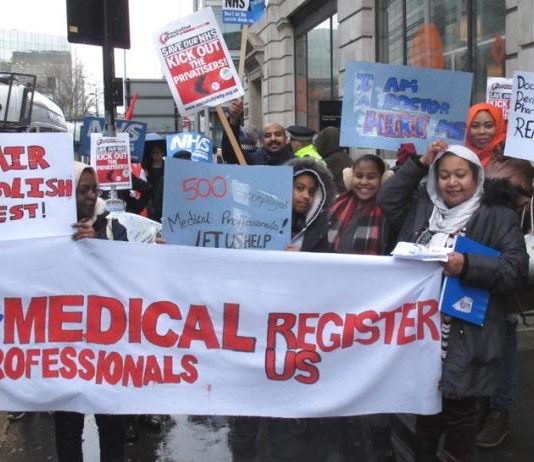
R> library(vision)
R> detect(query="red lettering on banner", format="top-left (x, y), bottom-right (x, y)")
top-left (181, 355), bottom-right (199, 384)
top-left (417, 299), bottom-right (440, 340)
top-left (42, 348), bottom-right (60, 378)
top-left (142, 301), bottom-right (181, 347)
top-left (87, 296), bottom-right (127, 344)
top-left (4, 297), bottom-right (47, 344)
top-left (143, 355), bottom-right (164, 385)
top-left (25, 348), bottom-right (41, 378)
top-left (297, 313), bottom-right (320, 351)
top-left (265, 350), bottom-right (296, 381)
top-left (222, 303), bottom-right (256, 352)
top-left (397, 303), bottom-right (417, 345)
top-left (78, 349), bottom-right (96, 380)
top-left (317, 313), bottom-right (343, 352)
top-left (178, 305), bottom-right (219, 349)
top-left (48, 295), bottom-right (84, 342)
top-left (354, 310), bottom-right (381, 345)
top-left (294, 350), bottom-right (321, 385)
top-left (122, 354), bottom-right (144, 387)
top-left (266, 313), bottom-right (297, 350)
top-left (59, 347), bottom-right (78, 379)
top-left (0, 145), bottom-right (50, 171)
top-left (128, 298), bottom-right (143, 343)
top-left (381, 307), bottom-right (403, 345)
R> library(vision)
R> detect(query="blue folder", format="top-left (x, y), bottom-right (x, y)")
top-left (439, 236), bottom-right (500, 326)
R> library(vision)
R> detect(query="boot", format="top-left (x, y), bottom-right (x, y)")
top-left (475, 411), bottom-right (509, 448)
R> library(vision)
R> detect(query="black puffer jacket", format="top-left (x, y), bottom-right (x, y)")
top-left (378, 157), bottom-right (528, 398)
top-left (286, 157), bottom-right (335, 252)
top-left (314, 127), bottom-right (352, 194)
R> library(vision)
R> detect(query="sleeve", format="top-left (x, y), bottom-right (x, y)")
top-left (377, 157), bottom-right (428, 232)
top-left (462, 208), bottom-right (529, 293)
top-left (221, 120), bottom-right (242, 164)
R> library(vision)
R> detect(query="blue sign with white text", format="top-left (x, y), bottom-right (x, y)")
top-left (162, 159), bottom-right (292, 250)
top-left (340, 62), bottom-right (473, 153)
top-left (166, 132), bottom-right (213, 163)
top-left (81, 117), bottom-right (147, 163)
top-left (222, 0), bottom-right (265, 25)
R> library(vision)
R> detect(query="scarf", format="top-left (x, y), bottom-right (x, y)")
top-left (426, 145), bottom-right (484, 234)
top-left (327, 191), bottom-right (383, 255)
top-left (465, 103), bottom-right (506, 167)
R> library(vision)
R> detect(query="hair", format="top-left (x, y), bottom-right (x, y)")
top-left (435, 152), bottom-right (479, 183)
top-left (352, 154), bottom-right (386, 176)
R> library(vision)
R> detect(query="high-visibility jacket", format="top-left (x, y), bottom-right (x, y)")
top-left (294, 144), bottom-right (324, 163)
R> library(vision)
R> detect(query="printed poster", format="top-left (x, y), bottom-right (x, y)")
top-left (162, 159), bottom-right (292, 250)
top-left (486, 77), bottom-right (513, 121)
top-left (154, 8), bottom-right (244, 116)
top-left (340, 62), bottom-right (473, 153)
top-left (222, 0), bottom-right (266, 24)
top-left (0, 133), bottom-right (76, 241)
top-left (90, 133), bottom-right (132, 190)
top-left (167, 132), bottom-right (214, 163)
top-left (504, 71), bottom-right (534, 161)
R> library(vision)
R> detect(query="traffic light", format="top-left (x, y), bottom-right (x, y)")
top-left (66, 0), bottom-right (130, 49)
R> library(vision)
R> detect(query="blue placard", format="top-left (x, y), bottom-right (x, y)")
top-left (340, 62), bottom-right (473, 153)
top-left (166, 132), bottom-right (213, 163)
top-left (80, 116), bottom-right (147, 163)
top-left (222, 0), bottom-right (265, 24)
top-left (162, 159), bottom-right (292, 250)
top-left (439, 236), bottom-right (500, 326)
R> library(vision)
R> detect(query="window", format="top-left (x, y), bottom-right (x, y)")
top-left (377, 0), bottom-right (505, 102)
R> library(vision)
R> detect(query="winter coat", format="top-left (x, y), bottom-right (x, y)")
top-left (93, 211), bottom-right (128, 241)
top-left (285, 157), bottom-right (335, 252)
top-left (247, 145), bottom-right (295, 166)
top-left (377, 157), bottom-right (528, 398)
top-left (314, 127), bottom-right (352, 194)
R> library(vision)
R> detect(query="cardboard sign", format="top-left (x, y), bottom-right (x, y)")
top-left (0, 237), bottom-right (442, 416)
top-left (90, 133), bottom-right (132, 190)
top-left (222, 0), bottom-right (266, 24)
top-left (154, 8), bottom-right (244, 116)
top-left (167, 132), bottom-right (214, 163)
top-left (504, 71), bottom-right (534, 161)
top-left (340, 62), bottom-right (473, 152)
top-left (80, 117), bottom-right (147, 162)
top-left (486, 77), bottom-right (513, 121)
top-left (0, 133), bottom-right (76, 241)
top-left (162, 159), bottom-right (292, 250)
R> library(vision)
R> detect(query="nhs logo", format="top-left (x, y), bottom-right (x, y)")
top-left (167, 132), bottom-right (213, 163)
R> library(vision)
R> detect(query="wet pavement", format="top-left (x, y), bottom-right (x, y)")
top-left (0, 350), bottom-right (532, 461)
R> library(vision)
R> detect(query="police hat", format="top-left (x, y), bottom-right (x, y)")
top-left (287, 125), bottom-right (316, 141)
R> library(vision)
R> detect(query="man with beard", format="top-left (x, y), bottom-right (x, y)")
top-left (221, 99), bottom-right (295, 166)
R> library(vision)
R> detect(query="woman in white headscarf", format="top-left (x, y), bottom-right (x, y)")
top-left (378, 142), bottom-right (528, 462)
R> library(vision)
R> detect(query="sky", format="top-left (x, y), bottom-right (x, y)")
top-left (0, 0), bottom-right (195, 85)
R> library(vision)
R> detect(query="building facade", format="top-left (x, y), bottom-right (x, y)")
top-left (245, 0), bottom-right (534, 132)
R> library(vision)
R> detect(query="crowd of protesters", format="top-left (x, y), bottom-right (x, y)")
top-left (4, 95), bottom-right (531, 462)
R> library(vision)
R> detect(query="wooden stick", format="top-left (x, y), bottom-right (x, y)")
top-left (216, 106), bottom-right (247, 165)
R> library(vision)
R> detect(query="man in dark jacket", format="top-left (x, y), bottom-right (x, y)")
top-left (314, 126), bottom-right (351, 194)
top-left (221, 99), bottom-right (294, 166)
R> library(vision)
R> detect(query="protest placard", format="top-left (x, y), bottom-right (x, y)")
top-left (486, 77), bottom-right (513, 120)
top-left (90, 133), bottom-right (132, 190)
top-left (154, 8), bottom-right (244, 116)
top-left (0, 133), bottom-right (76, 241)
top-left (81, 116), bottom-right (147, 162)
top-left (0, 237), bottom-right (442, 416)
top-left (162, 159), bottom-right (292, 250)
top-left (340, 62), bottom-right (473, 152)
top-left (167, 132), bottom-right (214, 163)
top-left (504, 71), bottom-right (534, 161)
top-left (222, 0), bottom-right (266, 25)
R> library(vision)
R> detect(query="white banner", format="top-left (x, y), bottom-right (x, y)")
top-left (0, 238), bottom-right (442, 416)
top-left (0, 133), bottom-right (76, 241)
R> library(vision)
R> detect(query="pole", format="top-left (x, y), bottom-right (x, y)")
top-left (102, 0), bottom-right (116, 137)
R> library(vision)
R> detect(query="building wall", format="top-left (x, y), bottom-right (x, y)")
top-left (505, 0), bottom-right (534, 75)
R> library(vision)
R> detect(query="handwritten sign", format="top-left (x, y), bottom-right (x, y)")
top-left (167, 132), bottom-right (214, 163)
top-left (162, 159), bottom-right (292, 249)
top-left (80, 117), bottom-right (147, 162)
top-left (340, 62), bottom-right (473, 152)
top-left (154, 8), bottom-right (244, 116)
top-left (486, 77), bottom-right (513, 120)
top-left (0, 133), bottom-right (76, 241)
top-left (90, 133), bottom-right (132, 190)
top-left (222, 0), bottom-right (266, 24)
top-left (504, 71), bottom-right (534, 161)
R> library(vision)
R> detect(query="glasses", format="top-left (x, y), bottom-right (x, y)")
top-left (77, 186), bottom-right (103, 197)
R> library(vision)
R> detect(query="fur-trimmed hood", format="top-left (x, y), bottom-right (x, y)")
top-left (285, 157), bottom-right (335, 236)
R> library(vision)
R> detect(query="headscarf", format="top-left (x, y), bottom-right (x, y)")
top-left (426, 145), bottom-right (484, 234)
top-left (465, 103), bottom-right (506, 167)
top-left (74, 161), bottom-right (105, 220)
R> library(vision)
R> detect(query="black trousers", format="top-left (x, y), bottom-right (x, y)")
top-left (54, 411), bottom-right (127, 462)
top-left (415, 397), bottom-right (477, 462)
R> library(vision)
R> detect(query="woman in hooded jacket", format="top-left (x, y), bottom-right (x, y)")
top-left (287, 156), bottom-right (335, 252)
top-left (54, 162), bottom-right (127, 462)
top-left (377, 142), bottom-right (528, 462)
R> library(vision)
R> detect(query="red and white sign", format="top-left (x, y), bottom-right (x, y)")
top-left (154, 8), bottom-right (244, 116)
top-left (0, 238), bottom-right (442, 416)
top-left (0, 133), bottom-right (76, 241)
top-left (90, 133), bottom-right (132, 190)
top-left (486, 77), bottom-right (513, 120)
